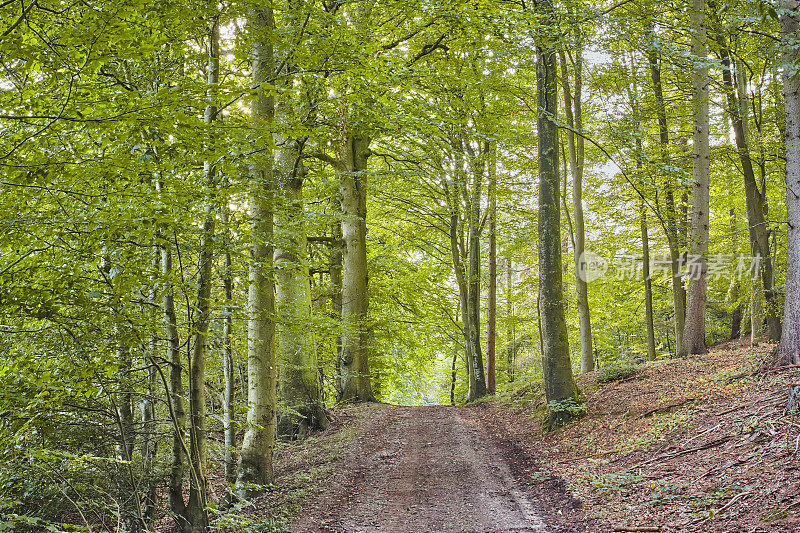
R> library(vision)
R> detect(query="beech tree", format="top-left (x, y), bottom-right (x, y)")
top-left (2, 0), bottom-right (797, 529)
top-left (238, 4), bottom-right (277, 492)
top-left (681, 0), bottom-right (711, 357)
top-left (536, 0), bottom-right (582, 430)
top-left (780, 0), bottom-right (800, 367)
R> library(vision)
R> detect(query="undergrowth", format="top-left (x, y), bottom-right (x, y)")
top-left (596, 363), bottom-right (639, 383)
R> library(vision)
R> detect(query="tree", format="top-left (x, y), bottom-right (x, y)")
top-left (780, 0), bottom-right (800, 368)
top-left (648, 47), bottom-right (687, 357)
top-left (486, 143), bottom-right (497, 394)
top-left (445, 134), bottom-right (488, 402)
top-left (559, 40), bottom-right (594, 373)
top-left (238, 5), bottom-right (277, 493)
top-left (221, 184), bottom-right (237, 488)
top-left (711, 6), bottom-right (782, 342)
top-left (681, 0), bottom-right (711, 357)
top-left (338, 135), bottom-right (377, 402)
top-left (536, 0), bottom-right (582, 430)
top-left (183, 13), bottom-right (220, 530)
top-left (274, 0), bottom-right (329, 436)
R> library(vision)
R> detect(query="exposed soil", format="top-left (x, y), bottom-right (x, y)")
top-left (482, 340), bottom-right (800, 532)
top-left (292, 404), bottom-right (585, 532)
top-left (264, 341), bottom-right (800, 533)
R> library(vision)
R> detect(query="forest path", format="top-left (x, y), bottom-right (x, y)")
top-left (293, 404), bottom-right (550, 533)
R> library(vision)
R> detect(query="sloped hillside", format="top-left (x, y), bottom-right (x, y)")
top-left (478, 342), bottom-right (800, 532)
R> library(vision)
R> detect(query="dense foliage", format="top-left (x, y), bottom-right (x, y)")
top-left (0, 0), bottom-right (796, 529)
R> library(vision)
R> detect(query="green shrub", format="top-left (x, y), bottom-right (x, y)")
top-left (596, 363), bottom-right (638, 383)
top-left (591, 470), bottom-right (643, 496)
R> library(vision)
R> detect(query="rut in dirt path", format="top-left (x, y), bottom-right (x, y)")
top-left (295, 405), bottom-right (548, 533)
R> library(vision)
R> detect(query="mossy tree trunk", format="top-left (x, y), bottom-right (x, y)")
top-left (536, 0), bottom-right (582, 431)
top-left (238, 5), bottom-right (277, 495)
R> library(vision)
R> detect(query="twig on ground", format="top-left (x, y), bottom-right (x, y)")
top-left (680, 423), bottom-right (722, 449)
top-left (692, 491), bottom-right (752, 524)
top-left (637, 436), bottom-right (732, 467)
top-left (555, 448), bottom-right (620, 464)
top-left (641, 398), bottom-right (698, 419)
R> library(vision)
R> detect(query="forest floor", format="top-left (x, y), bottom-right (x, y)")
top-left (257, 341), bottom-right (800, 532)
top-left (283, 404), bottom-right (577, 532)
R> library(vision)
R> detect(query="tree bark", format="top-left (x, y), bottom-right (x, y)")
top-left (506, 258), bottom-right (514, 382)
top-left (141, 250), bottom-right (159, 527)
top-left (641, 198), bottom-right (657, 361)
top-left (450, 342), bottom-right (458, 405)
top-left (648, 49), bottom-right (686, 356)
top-left (680, 0), bottom-right (710, 357)
top-left (330, 218), bottom-right (344, 398)
top-left (466, 145), bottom-right (487, 401)
top-left (486, 143), bottom-right (497, 394)
top-left (185, 15), bottom-right (219, 529)
top-left (338, 135), bottom-right (375, 402)
top-left (713, 18), bottom-right (782, 342)
top-left (780, 0), bottom-right (800, 364)
top-left (154, 172), bottom-right (188, 530)
top-left (445, 139), bottom-right (487, 402)
top-left (159, 231), bottom-right (188, 526)
top-left (274, 10), bottom-right (329, 432)
top-left (446, 180), bottom-right (474, 398)
top-left (723, 166), bottom-right (743, 339)
top-left (275, 153), bottom-right (329, 434)
top-left (238, 6), bottom-right (277, 494)
top-left (221, 198), bottom-right (236, 487)
top-left (559, 48), bottom-right (593, 373)
top-left (114, 340), bottom-right (139, 533)
top-left (537, 2), bottom-right (581, 430)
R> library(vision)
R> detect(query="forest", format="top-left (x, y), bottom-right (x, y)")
top-left (2, 0), bottom-right (800, 530)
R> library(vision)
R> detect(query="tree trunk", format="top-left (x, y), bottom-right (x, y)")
top-left (450, 343), bottom-right (458, 405)
top-left (648, 49), bottom-right (686, 356)
top-left (537, 3), bottom-right (582, 431)
top-left (221, 199), bottom-right (236, 487)
top-left (444, 154), bottom-right (484, 401)
top-left (626, 55), bottom-right (655, 362)
top-left (100, 247), bottom-right (141, 533)
top-left (466, 147), bottom-right (487, 401)
top-left (641, 199), bottom-right (657, 361)
top-left (330, 218), bottom-right (344, 398)
top-left (275, 159), bottom-right (329, 435)
top-left (186, 20), bottom-right (219, 530)
top-left (273, 0), bottom-right (328, 436)
top-left (486, 144), bottom-right (497, 394)
top-left (559, 49), bottom-right (593, 373)
top-left (160, 233), bottom-right (188, 526)
top-left (506, 258), bottom-right (515, 382)
top-left (447, 187), bottom-right (474, 399)
top-left (238, 6), bottom-right (277, 494)
top-left (713, 20), bottom-right (782, 342)
top-left (338, 135), bottom-right (375, 402)
top-left (780, 0), bottom-right (800, 382)
top-left (725, 204), bottom-right (743, 339)
top-left (445, 138), bottom-right (488, 403)
top-left (141, 250), bottom-right (159, 527)
top-left (680, 0), bottom-right (710, 357)
top-left (114, 340), bottom-right (139, 533)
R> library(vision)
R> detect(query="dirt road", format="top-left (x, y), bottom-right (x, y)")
top-left (294, 405), bottom-right (573, 533)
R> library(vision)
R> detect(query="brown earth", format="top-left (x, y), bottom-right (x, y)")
top-left (262, 341), bottom-right (800, 533)
top-left (480, 340), bottom-right (800, 532)
top-left (290, 404), bottom-right (584, 533)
